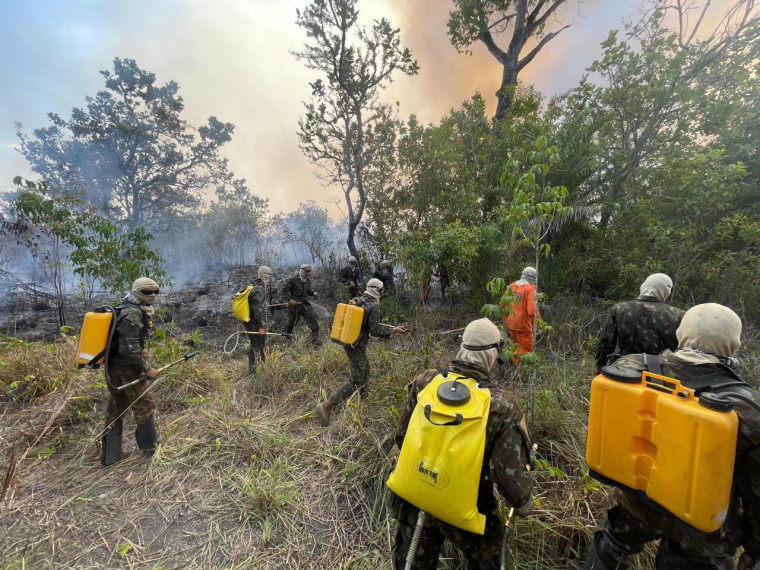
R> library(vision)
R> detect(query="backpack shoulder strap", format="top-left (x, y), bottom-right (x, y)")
top-left (644, 354), bottom-right (663, 375)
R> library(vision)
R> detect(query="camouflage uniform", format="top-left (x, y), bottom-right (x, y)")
top-left (244, 277), bottom-right (269, 374)
top-left (102, 302), bottom-right (157, 465)
top-left (595, 297), bottom-right (684, 370)
top-left (374, 266), bottom-right (395, 296)
top-left (282, 273), bottom-right (320, 344)
top-left (390, 362), bottom-right (535, 569)
top-left (328, 294), bottom-right (388, 404)
top-left (589, 352), bottom-right (760, 569)
top-left (338, 264), bottom-right (361, 298)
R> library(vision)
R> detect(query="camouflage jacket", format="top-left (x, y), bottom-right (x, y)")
top-left (338, 265), bottom-right (359, 287)
top-left (109, 303), bottom-right (152, 372)
top-left (281, 274), bottom-right (317, 303)
top-left (247, 277), bottom-right (268, 329)
top-left (352, 294), bottom-right (388, 349)
top-left (595, 297), bottom-right (684, 370)
top-left (373, 267), bottom-right (394, 287)
top-left (610, 352), bottom-right (760, 557)
top-left (395, 361), bottom-right (534, 514)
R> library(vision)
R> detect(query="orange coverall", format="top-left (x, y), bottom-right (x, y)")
top-left (504, 281), bottom-right (540, 363)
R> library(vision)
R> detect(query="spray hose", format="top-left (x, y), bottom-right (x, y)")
top-left (222, 331), bottom-right (292, 355)
top-left (404, 510), bottom-right (427, 570)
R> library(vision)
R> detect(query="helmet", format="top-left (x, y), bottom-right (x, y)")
top-left (365, 278), bottom-right (384, 299)
top-left (258, 265), bottom-right (272, 284)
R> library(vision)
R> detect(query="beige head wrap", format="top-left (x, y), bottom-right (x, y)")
top-left (638, 273), bottom-right (673, 302)
top-left (132, 277), bottom-right (159, 305)
top-left (455, 318), bottom-right (502, 373)
top-left (675, 303), bottom-right (742, 363)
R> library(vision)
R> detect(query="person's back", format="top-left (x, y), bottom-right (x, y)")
top-left (595, 273), bottom-right (684, 371)
top-left (390, 318), bottom-right (534, 569)
top-left (586, 303), bottom-right (760, 570)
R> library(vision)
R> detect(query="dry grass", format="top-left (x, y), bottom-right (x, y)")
top-left (0, 304), bottom-right (679, 569)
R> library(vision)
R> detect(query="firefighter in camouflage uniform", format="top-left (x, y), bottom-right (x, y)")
top-left (339, 255), bottom-right (361, 298)
top-left (101, 277), bottom-right (161, 466)
top-left (373, 259), bottom-right (395, 297)
top-left (586, 303), bottom-right (760, 570)
top-left (315, 278), bottom-right (405, 425)
top-left (282, 263), bottom-right (321, 345)
top-left (245, 266), bottom-right (272, 375)
top-left (390, 318), bottom-right (535, 569)
top-left (595, 273), bottom-right (684, 372)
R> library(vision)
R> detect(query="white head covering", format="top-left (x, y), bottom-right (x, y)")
top-left (674, 303), bottom-right (741, 365)
top-left (638, 273), bottom-right (673, 302)
top-left (258, 266), bottom-right (272, 284)
top-left (365, 278), bottom-right (384, 299)
top-left (348, 255), bottom-right (357, 265)
top-left (299, 264), bottom-right (312, 281)
top-left (455, 318), bottom-right (501, 373)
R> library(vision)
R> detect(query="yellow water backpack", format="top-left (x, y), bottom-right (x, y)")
top-left (232, 285), bottom-right (253, 322)
top-left (76, 306), bottom-right (118, 368)
top-left (386, 372), bottom-right (491, 535)
top-left (586, 357), bottom-right (740, 533)
top-left (331, 301), bottom-right (365, 347)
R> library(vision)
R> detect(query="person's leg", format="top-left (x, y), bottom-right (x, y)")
top-left (656, 540), bottom-right (733, 570)
top-left (303, 305), bottom-right (321, 345)
top-left (456, 514), bottom-right (502, 570)
top-left (586, 504), bottom-right (663, 569)
top-left (130, 380), bottom-right (158, 457)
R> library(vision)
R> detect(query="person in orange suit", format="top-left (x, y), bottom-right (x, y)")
top-left (504, 266), bottom-right (540, 364)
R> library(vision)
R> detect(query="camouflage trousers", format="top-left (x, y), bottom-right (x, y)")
top-left (244, 324), bottom-right (266, 374)
top-left (328, 345), bottom-right (369, 405)
top-left (593, 490), bottom-right (739, 569)
top-left (391, 496), bottom-right (503, 570)
top-left (285, 303), bottom-right (320, 343)
top-left (105, 364), bottom-right (156, 426)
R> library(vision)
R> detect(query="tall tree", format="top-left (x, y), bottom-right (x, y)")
top-left (17, 57), bottom-right (239, 232)
top-left (294, 0), bottom-right (418, 282)
top-left (448, 0), bottom-right (573, 122)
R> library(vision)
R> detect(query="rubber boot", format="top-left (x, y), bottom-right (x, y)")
top-left (316, 401), bottom-right (334, 426)
top-left (583, 539), bottom-right (609, 570)
top-left (101, 419), bottom-right (123, 466)
top-left (135, 413), bottom-right (159, 457)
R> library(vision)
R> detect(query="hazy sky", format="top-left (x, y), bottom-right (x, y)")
top-left (0, 1), bottom-right (663, 220)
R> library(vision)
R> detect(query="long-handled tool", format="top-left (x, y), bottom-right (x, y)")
top-left (500, 443), bottom-right (538, 570)
top-left (114, 352), bottom-right (198, 392)
top-left (379, 323), bottom-right (411, 332)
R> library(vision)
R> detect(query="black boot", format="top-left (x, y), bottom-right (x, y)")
top-left (101, 419), bottom-right (123, 466)
top-left (135, 413), bottom-right (159, 457)
top-left (584, 538), bottom-right (609, 570)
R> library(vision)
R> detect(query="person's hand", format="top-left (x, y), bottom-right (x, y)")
top-left (312, 291), bottom-right (318, 297)
top-left (287, 299), bottom-right (296, 307)
top-left (258, 327), bottom-right (265, 336)
top-left (515, 500), bottom-right (534, 517)
top-left (145, 368), bottom-right (159, 379)
top-left (142, 347), bottom-right (148, 358)
top-left (393, 326), bottom-right (407, 334)
top-left (738, 552), bottom-right (755, 570)
top-left (349, 281), bottom-right (355, 287)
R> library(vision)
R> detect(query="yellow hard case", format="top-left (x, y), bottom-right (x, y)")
top-left (586, 371), bottom-right (738, 533)
top-left (331, 303), bottom-right (364, 346)
top-left (76, 309), bottom-right (114, 368)
top-left (387, 373), bottom-right (491, 535)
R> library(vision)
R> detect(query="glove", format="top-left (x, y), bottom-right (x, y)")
top-left (287, 299), bottom-right (296, 307)
top-left (312, 291), bottom-right (318, 297)
top-left (258, 327), bottom-right (265, 336)
top-left (515, 500), bottom-right (533, 517)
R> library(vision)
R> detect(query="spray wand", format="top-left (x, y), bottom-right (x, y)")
top-left (113, 352), bottom-right (199, 392)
